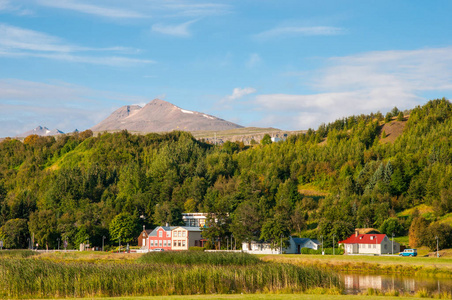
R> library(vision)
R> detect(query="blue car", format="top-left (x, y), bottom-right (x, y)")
top-left (399, 249), bottom-right (417, 257)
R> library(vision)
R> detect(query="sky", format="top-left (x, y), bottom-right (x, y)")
top-left (0, 0), bottom-right (452, 137)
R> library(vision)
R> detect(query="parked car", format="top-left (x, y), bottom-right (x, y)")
top-left (399, 249), bottom-right (417, 257)
top-left (152, 248), bottom-right (164, 252)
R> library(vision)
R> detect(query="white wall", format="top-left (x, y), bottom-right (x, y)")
top-left (242, 242), bottom-right (282, 254)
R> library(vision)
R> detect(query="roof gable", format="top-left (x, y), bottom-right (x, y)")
top-left (338, 234), bottom-right (387, 245)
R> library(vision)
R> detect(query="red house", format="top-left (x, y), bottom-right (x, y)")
top-left (148, 226), bottom-right (174, 250)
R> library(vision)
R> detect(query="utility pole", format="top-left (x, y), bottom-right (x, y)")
top-left (102, 236), bottom-right (106, 252)
top-left (333, 234), bottom-right (335, 256)
top-left (320, 235), bottom-right (323, 255)
top-left (392, 233), bottom-right (394, 255)
top-left (436, 236), bottom-right (439, 258)
top-left (280, 234), bottom-right (283, 254)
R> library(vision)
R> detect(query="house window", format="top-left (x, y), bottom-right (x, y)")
top-left (163, 241), bottom-right (166, 247)
top-left (151, 240), bottom-right (154, 246)
top-left (159, 231), bottom-right (163, 237)
top-left (373, 244), bottom-right (376, 248)
top-left (178, 241), bottom-right (181, 247)
top-left (182, 240), bottom-right (186, 247)
top-left (182, 231), bottom-right (186, 237)
top-left (174, 241), bottom-right (177, 247)
top-left (167, 232), bottom-right (171, 237)
top-left (159, 240), bottom-right (162, 247)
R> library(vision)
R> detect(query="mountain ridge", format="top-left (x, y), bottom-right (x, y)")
top-left (17, 126), bottom-right (64, 138)
top-left (91, 99), bottom-right (243, 133)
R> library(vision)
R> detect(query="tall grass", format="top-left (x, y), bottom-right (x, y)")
top-left (0, 250), bottom-right (37, 258)
top-left (0, 257), bottom-right (342, 298)
top-left (138, 251), bottom-right (261, 266)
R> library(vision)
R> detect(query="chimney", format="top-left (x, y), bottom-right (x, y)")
top-left (355, 229), bottom-right (359, 237)
top-left (143, 225), bottom-right (145, 231)
top-left (165, 222), bottom-right (169, 227)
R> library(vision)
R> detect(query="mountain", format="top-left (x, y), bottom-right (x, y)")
top-left (91, 99), bottom-right (243, 133)
top-left (18, 126), bottom-right (64, 137)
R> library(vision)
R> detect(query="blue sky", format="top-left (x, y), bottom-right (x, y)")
top-left (0, 0), bottom-right (451, 137)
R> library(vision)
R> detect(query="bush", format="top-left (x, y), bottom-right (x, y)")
top-left (189, 246), bottom-right (205, 251)
top-left (300, 247), bottom-right (344, 255)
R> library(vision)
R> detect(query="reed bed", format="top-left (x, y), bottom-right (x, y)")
top-left (0, 250), bottom-right (37, 258)
top-left (138, 251), bottom-right (261, 266)
top-left (0, 257), bottom-right (341, 299)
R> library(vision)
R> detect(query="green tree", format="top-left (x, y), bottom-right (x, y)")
top-left (397, 112), bottom-right (404, 121)
top-left (109, 213), bottom-right (139, 243)
top-left (0, 218), bottom-right (29, 248)
top-left (261, 134), bottom-right (272, 145)
top-left (28, 210), bottom-right (58, 249)
top-left (379, 217), bottom-right (404, 236)
top-left (230, 201), bottom-right (262, 243)
top-left (423, 222), bottom-right (452, 251)
top-left (408, 216), bottom-right (429, 248)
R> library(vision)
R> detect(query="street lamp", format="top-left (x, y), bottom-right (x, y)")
top-left (436, 236), bottom-right (439, 258)
top-left (102, 236), bottom-right (106, 252)
top-left (392, 233), bottom-right (394, 255)
top-left (320, 235), bottom-right (324, 255)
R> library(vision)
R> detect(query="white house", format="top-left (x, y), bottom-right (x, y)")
top-left (288, 238), bottom-right (321, 254)
top-left (182, 213), bottom-right (208, 227)
top-left (242, 237), bottom-right (320, 254)
top-left (339, 231), bottom-right (400, 255)
top-left (242, 241), bottom-right (281, 254)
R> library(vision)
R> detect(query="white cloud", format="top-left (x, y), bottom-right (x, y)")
top-left (0, 79), bottom-right (150, 137)
top-left (0, 0), bottom-right (8, 10)
top-left (255, 26), bottom-right (345, 40)
top-left (0, 0), bottom-right (32, 15)
top-left (246, 53), bottom-right (261, 68)
top-left (249, 47), bottom-right (452, 130)
top-left (229, 87), bottom-right (257, 100)
top-left (152, 19), bottom-right (199, 37)
top-left (34, 0), bottom-right (231, 19)
top-left (0, 23), bottom-right (154, 66)
top-left (36, 0), bottom-right (145, 18)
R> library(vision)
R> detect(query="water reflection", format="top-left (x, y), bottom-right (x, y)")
top-left (343, 274), bottom-right (452, 295)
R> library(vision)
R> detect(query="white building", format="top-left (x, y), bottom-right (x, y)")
top-left (339, 232), bottom-right (400, 255)
top-left (242, 237), bottom-right (320, 254)
top-left (182, 213), bottom-right (207, 227)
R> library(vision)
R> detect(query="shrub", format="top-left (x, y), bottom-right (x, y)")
top-left (189, 246), bottom-right (205, 251)
top-left (300, 247), bottom-right (344, 255)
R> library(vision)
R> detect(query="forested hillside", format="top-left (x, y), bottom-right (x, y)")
top-left (0, 99), bottom-right (451, 250)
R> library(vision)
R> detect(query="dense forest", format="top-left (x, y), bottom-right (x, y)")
top-left (0, 99), bottom-right (451, 251)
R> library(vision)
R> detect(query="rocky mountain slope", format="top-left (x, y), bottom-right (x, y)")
top-left (17, 126), bottom-right (64, 137)
top-left (91, 99), bottom-right (243, 133)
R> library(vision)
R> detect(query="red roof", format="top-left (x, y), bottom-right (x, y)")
top-left (338, 234), bottom-right (386, 245)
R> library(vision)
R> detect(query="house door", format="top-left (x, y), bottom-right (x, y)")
top-left (142, 238), bottom-right (146, 246)
top-left (297, 245), bottom-right (301, 254)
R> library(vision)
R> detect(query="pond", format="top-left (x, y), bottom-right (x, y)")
top-left (343, 274), bottom-right (452, 295)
